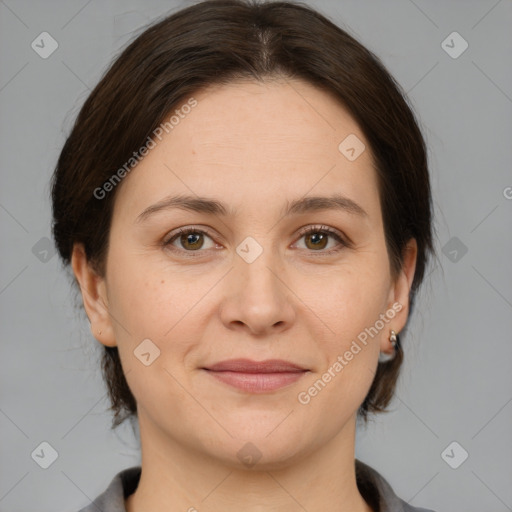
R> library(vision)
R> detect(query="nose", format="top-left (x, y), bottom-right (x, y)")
top-left (219, 244), bottom-right (296, 337)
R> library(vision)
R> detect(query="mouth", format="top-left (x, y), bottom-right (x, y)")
top-left (202, 359), bottom-right (309, 393)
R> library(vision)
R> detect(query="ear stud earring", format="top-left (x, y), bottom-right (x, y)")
top-left (390, 329), bottom-right (397, 348)
top-left (378, 329), bottom-right (399, 363)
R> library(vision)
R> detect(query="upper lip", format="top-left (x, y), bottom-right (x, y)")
top-left (204, 359), bottom-right (307, 373)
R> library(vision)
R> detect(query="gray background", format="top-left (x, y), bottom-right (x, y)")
top-left (1, 0), bottom-right (511, 511)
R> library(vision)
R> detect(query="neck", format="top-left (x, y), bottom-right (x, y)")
top-left (126, 413), bottom-right (373, 512)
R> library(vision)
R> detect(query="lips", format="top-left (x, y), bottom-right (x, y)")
top-left (202, 359), bottom-right (308, 393)
top-left (205, 358), bottom-right (307, 373)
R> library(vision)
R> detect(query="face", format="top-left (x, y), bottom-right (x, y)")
top-left (75, 78), bottom-right (416, 470)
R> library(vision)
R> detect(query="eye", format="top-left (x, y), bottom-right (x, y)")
top-left (163, 226), bottom-right (218, 257)
top-left (293, 225), bottom-right (348, 255)
top-left (163, 224), bottom-right (348, 258)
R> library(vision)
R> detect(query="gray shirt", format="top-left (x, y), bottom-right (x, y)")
top-left (76, 459), bottom-right (436, 512)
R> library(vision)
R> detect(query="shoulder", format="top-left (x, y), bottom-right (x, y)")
top-left (74, 466), bottom-right (141, 512)
top-left (355, 459), bottom-right (437, 512)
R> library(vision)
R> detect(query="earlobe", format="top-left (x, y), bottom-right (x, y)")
top-left (71, 243), bottom-right (117, 347)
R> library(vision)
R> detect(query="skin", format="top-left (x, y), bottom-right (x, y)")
top-left (72, 78), bottom-right (417, 512)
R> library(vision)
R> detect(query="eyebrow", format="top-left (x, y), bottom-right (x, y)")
top-left (135, 193), bottom-right (368, 223)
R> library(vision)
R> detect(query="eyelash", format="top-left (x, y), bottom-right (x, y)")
top-left (163, 225), bottom-right (349, 258)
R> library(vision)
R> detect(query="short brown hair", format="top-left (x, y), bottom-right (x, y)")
top-left (51, 0), bottom-right (435, 429)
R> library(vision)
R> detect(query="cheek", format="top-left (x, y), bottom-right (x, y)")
top-left (297, 273), bottom-right (385, 421)
top-left (109, 273), bottom-right (169, 332)
top-left (106, 266), bottom-right (203, 415)
top-left (106, 255), bottom-right (211, 370)
top-left (310, 262), bottom-right (390, 341)
top-left (299, 257), bottom-right (390, 409)
top-left (106, 248), bottom-right (186, 333)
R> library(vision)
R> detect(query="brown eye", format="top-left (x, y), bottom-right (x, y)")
top-left (164, 227), bottom-right (216, 255)
top-left (295, 225), bottom-right (347, 254)
top-left (304, 231), bottom-right (329, 250)
top-left (179, 231), bottom-right (204, 250)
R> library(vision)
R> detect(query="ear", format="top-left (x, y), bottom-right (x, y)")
top-left (381, 238), bottom-right (417, 355)
top-left (71, 243), bottom-right (117, 347)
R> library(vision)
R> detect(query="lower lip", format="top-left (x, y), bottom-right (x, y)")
top-left (204, 370), bottom-right (307, 393)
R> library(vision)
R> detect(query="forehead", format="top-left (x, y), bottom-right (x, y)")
top-left (182, 78), bottom-right (369, 167)
top-left (112, 78), bottom-right (380, 222)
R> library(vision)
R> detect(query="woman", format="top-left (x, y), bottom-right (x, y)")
top-left (52, 0), bottom-right (437, 510)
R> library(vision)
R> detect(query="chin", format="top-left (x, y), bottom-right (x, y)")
top-left (198, 416), bottom-right (314, 471)
top-left (215, 436), bottom-right (311, 472)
